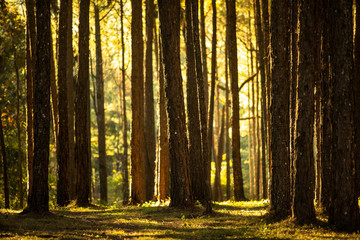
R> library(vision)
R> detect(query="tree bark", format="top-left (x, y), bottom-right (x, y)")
top-left (94, 4), bottom-right (107, 204)
top-left (227, 0), bottom-right (246, 201)
top-left (75, 0), bottom-right (91, 207)
top-left (225, 27), bottom-right (231, 200)
top-left (158, 0), bottom-right (193, 208)
top-left (57, 0), bottom-right (70, 207)
top-left (145, 0), bottom-right (156, 201)
top-left (158, 35), bottom-right (170, 201)
top-left (328, 0), bottom-right (359, 231)
top-left (207, 0), bottom-right (217, 203)
top-left (214, 107), bottom-right (225, 202)
top-left (131, 0), bottom-right (147, 204)
top-left (185, 0), bottom-right (204, 203)
top-left (0, 109), bottom-right (9, 209)
top-left (25, 0), bottom-right (36, 204)
top-left (353, 0), bottom-right (360, 198)
top-left (292, 0), bottom-right (316, 224)
top-left (120, 0), bottom-right (129, 204)
top-left (200, 0), bottom-right (208, 110)
top-left (269, 0), bottom-right (291, 218)
top-left (25, 0), bottom-right (51, 213)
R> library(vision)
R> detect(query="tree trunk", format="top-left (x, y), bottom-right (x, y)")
top-left (269, 0), bottom-right (291, 218)
top-left (227, 0), bottom-right (246, 201)
top-left (214, 107), bottom-right (225, 202)
top-left (254, 0), bottom-right (266, 199)
top-left (75, 0), bottom-right (91, 207)
top-left (200, 0), bottom-right (208, 109)
top-left (120, 0), bottom-right (129, 203)
top-left (131, 0), bottom-right (146, 204)
top-left (0, 109), bottom-right (9, 209)
top-left (158, 35), bottom-right (170, 201)
top-left (185, 0), bottom-right (204, 203)
top-left (25, 0), bottom-right (36, 204)
top-left (25, 0), bottom-right (51, 213)
top-left (158, 0), bottom-right (193, 208)
top-left (94, 4), bottom-right (107, 204)
top-left (145, 0), bottom-right (156, 201)
top-left (192, 0), bottom-right (212, 212)
top-left (67, 0), bottom-right (75, 201)
top-left (57, 0), bottom-right (70, 207)
top-left (207, 0), bottom-right (217, 204)
top-left (13, 42), bottom-right (24, 208)
top-left (328, 0), bottom-right (359, 231)
top-left (292, 0), bottom-right (316, 224)
top-left (225, 28), bottom-right (231, 200)
top-left (353, 0), bottom-right (360, 198)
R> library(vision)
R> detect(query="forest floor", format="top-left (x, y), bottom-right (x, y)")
top-left (0, 200), bottom-right (359, 239)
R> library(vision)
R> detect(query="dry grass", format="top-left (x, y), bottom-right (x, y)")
top-left (0, 200), bottom-right (359, 239)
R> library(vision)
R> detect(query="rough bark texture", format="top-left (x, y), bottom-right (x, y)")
top-left (328, 0), bottom-right (359, 231)
top-left (0, 109), bottom-right (9, 209)
top-left (131, 0), bottom-right (147, 204)
top-left (192, 0), bottom-right (212, 212)
top-left (292, 0), bottom-right (316, 224)
top-left (95, 5), bottom-right (107, 204)
top-left (254, 0), bottom-right (267, 199)
top-left (25, 0), bottom-right (36, 204)
top-left (269, 0), bottom-right (291, 218)
top-left (57, 0), bottom-right (70, 207)
top-left (158, 36), bottom-right (170, 201)
top-left (145, 0), bottom-right (156, 201)
top-left (354, 0), bottom-right (360, 198)
top-left (158, 0), bottom-right (193, 208)
top-left (120, 0), bottom-right (129, 203)
top-left (26, 0), bottom-right (51, 213)
top-left (319, 0), bottom-right (331, 213)
top-left (207, 0), bottom-right (217, 203)
top-left (75, 0), bottom-right (91, 206)
top-left (225, 31), bottom-right (231, 200)
top-left (67, 0), bottom-right (75, 201)
top-left (200, 0), bottom-right (208, 109)
top-left (214, 107), bottom-right (225, 202)
top-left (185, 0), bottom-right (203, 202)
top-left (227, 0), bottom-right (245, 201)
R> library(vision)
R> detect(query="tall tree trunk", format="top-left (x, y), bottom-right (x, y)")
top-left (227, 0), bottom-right (245, 201)
top-left (207, 0), bottom-right (217, 203)
top-left (319, 0), bottom-right (331, 213)
top-left (145, 0), bottom-right (156, 201)
top-left (192, 0), bottom-right (212, 212)
top-left (225, 28), bottom-right (231, 200)
top-left (25, 0), bottom-right (36, 204)
top-left (120, 0), bottom-right (129, 203)
top-left (0, 109), bottom-right (9, 209)
top-left (353, 0), bottom-right (360, 198)
top-left (200, 0), bottom-right (208, 109)
top-left (254, 0), bottom-right (266, 199)
top-left (292, 0), bottom-right (316, 224)
top-left (328, 0), bottom-right (359, 231)
top-left (131, 0), bottom-right (146, 204)
top-left (185, 0), bottom-right (204, 202)
top-left (269, 0), bottom-right (291, 218)
top-left (25, 0), bottom-right (51, 213)
top-left (67, 0), bottom-right (75, 201)
top-left (57, 0), bottom-right (70, 207)
top-left (289, 0), bottom-right (298, 206)
top-left (158, 0), bottom-right (193, 208)
top-left (94, 4), bottom-right (107, 204)
top-left (75, 0), bottom-right (91, 207)
top-left (13, 42), bottom-right (24, 208)
top-left (158, 35), bottom-right (170, 200)
top-left (214, 107), bottom-right (225, 202)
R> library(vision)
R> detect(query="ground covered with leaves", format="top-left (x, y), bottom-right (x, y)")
top-left (1, 201), bottom-right (359, 239)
